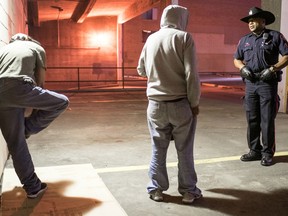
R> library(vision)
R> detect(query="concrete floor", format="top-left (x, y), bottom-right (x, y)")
top-left (5, 82), bottom-right (288, 216)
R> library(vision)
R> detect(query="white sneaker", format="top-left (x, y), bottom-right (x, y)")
top-left (182, 192), bottom-right (202, 204)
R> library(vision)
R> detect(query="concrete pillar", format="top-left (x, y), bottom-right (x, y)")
top-left (279, 0), bottom-right (288, 113)
top-left (262, 0), bottom-right (288, 113)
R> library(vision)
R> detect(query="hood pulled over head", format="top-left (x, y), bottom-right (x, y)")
top-left (160, 5), bottom-right (189, 30)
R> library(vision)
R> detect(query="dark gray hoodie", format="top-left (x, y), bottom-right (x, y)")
top-left (137, 5), bottom-right (200, 107)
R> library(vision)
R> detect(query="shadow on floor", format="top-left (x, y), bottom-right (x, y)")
top-left (163, 188), bottom-right (288, 216)
top-left (1, 181), bottom-right (101, 216)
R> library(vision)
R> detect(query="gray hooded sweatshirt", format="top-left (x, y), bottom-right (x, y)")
top-left (137, 5), bottom-right (200, 107)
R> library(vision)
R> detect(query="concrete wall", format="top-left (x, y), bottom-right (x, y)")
top-left (27, 0), bottom-right (260, 85)
top-left (29, 16), bottom-right (118, 89)
top-left (30, 16), bottom-right (118, 67)
top-left (123, 0), bottom-right (261, 73)
top-left (0, 0), bottom-right (28, 46)
top-left (0, 0), bottom-right (27, 187)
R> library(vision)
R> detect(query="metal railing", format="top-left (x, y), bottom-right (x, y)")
top-left (45, 66), bottom-right (147, 92)
top-left (45, 66), bottom-right (243, 93)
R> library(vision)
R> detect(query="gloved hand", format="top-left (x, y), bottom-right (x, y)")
top-left (240, 66), bottom-right (254, 81)
top-left (260, 68), bottom-right (276, 81)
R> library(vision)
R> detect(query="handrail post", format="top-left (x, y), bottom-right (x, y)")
top-left (77, 67), bottom-right (80, 91)
top-left (122, 65), bottom-right (125, 89)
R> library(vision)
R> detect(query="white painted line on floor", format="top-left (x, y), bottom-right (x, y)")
top-left (91, 99), bottom-right (147, 103)
top-left (95, 151), bottom-right (288, 173)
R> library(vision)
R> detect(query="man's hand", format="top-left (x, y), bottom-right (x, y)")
top-left (240, 66), bottom-right (254, 81)
top-left (191, 106), bottom-right (199, 116)
top-left (260, 68), bottom-right (276, 81)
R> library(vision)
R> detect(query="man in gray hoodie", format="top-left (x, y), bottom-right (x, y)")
top-left (137, 5), bottom-right (201, 204)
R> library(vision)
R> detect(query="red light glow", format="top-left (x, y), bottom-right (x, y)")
top-left (88, 32), bottom-right (112, 48)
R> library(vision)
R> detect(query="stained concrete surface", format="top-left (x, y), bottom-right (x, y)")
top-left (4, 80), bottom-right (288, 216)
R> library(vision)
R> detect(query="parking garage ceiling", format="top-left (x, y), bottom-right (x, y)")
top-left (27, 0), bottom-right (169, 26)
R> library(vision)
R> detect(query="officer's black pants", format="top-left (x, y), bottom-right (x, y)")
top-left (244, 80), bottom-right (279, 157)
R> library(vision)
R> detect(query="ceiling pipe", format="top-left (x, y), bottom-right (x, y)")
top-left (51, 6), bottom-right (63, 48)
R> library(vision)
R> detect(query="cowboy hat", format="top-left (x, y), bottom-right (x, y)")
top-left (240, 7), bottom-right (275, 25)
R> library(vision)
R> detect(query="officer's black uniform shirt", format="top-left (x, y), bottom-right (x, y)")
top-left (234, 29), bottom-right (288, 73)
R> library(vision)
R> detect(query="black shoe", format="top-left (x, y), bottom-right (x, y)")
top-left (27, 183), bottom-right (48, 199)
top-left (149, 190), bottom-right (163, 202)
top-left (240, 151), bottom-right (262, 161)
top-left (261, 155), bottom-right (273, 166)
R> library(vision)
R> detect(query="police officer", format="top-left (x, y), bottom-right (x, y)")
top-left (234, 7), bottom-right (288, 166)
